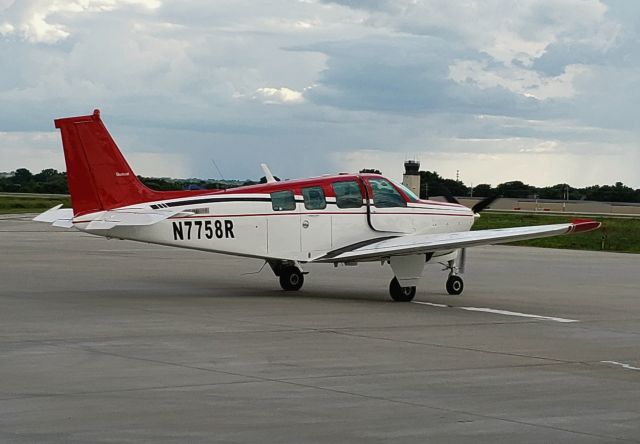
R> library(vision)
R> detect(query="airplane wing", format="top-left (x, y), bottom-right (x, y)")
top-left (316, 220), bottom-right (601, 262)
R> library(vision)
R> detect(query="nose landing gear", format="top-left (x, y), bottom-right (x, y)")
top-left (446, 275), bottom-right (464, 295)
top-left (444, 258), bottom-right (464, 295)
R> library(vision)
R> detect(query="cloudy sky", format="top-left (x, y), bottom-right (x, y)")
top-left (1, 0), bottom-right (639, 187)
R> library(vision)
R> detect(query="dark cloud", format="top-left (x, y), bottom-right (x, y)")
top-left (296, 36), bottom-right (544, 120)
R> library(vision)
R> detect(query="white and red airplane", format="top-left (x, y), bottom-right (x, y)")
top-left (35, 110), bottom-right (601, 301)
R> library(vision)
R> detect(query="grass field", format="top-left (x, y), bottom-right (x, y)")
top-left (0, 196), bottom-right (71, 214)
top-left (474, 212), bottom-right (640, 254)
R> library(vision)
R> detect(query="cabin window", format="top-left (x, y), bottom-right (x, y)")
top-left (332, 181), bottom-right (363, 209)
top-left (271, 190), bottom-right (296, 211)
top-left (302, 186), bottom-right (326, 210)
top-left (369, 178), bottom-right (407, 208)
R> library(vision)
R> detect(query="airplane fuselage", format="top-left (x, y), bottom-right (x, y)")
top-left (73, 174), bottom-right (475, 262)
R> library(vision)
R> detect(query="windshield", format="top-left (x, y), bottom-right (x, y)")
top-left (390, 179), bottom-right (419, 202)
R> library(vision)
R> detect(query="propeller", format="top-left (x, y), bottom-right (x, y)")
top-left (431, 182), bottom-right (500, 214)
top-left (430, 183), bottom-right (461, 205)
top-left (429, 184), bottom-right (500, 276)
top-left (471, 194), bottom-right (501, 214)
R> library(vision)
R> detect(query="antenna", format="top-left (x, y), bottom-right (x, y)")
top-left (210, 159), bottom-right (225, 180)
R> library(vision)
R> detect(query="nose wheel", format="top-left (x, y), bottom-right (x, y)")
top-left (389, 277), bottom-right (416, 302)
top-left (446, 275), bottom-right (464, 295)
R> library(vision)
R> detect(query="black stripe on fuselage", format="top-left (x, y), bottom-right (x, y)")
top-left (151, 196), bottom-right (339, 209)
top-left (319, 235), bottom-right (399, 260)
top-left (151, 196), bottom-right (272, 209)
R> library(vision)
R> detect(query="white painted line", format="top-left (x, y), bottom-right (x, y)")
top-left (412, 301), bottom-right (449, 308)
top-left (601, 361), bottom-right (640, 371)
top-left (459, 307), bottom-right (579, 323)
top-left (411, 301), bottom-right (579, 323)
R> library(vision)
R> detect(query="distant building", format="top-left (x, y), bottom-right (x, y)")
top-left (402, 160), bottom-right (420, 196)
top-left (0, 172), bottom-right (14, 179)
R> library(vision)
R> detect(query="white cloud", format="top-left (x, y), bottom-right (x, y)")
top-left (253, 87), bottom-right (305, 104)
top-left (0, 131), bottom-right (65, 172)
top-left (449, 60), bottom-right (588, 100)
top-left (0, 0), bottom-right (160, 43)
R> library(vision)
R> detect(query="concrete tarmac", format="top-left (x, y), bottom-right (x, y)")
top-left (2, 215), bottom-right (640, 443)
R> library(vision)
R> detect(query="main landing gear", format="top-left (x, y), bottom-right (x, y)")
top-left (269, 261), bottom-right (305, 291)
top-left (387, 254), bottom-right (466, 302)
top-left (389, 277), bottom-right (416, 302)
top-left (279, 266), bottom-right (304, 291)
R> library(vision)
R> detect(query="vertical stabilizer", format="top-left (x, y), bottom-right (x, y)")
top-left (54, 109), bottom-right (160, 217)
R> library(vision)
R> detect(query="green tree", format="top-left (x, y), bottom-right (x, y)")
top-left (495, 181), bottom-right (535, 198)
top-left (472, 184), bottom-right (493, 197)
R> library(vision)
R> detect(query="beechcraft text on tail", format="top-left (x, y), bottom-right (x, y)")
top-left (34, 109), bottom-right (602, 301)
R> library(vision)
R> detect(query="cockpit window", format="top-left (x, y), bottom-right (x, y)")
top-left (271, 190), bottom-right (296, 211)
top-left (390, 179), bottom-right (419, 202)
top-left (302, 186), bottom-right (326, 210)
top-left (332, 181), bottom-right (363, 209)
top-left (369, 178), bottom-right (407, 208)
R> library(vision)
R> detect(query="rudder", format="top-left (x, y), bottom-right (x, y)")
top-left (55, 109), bottom-right (160, 217)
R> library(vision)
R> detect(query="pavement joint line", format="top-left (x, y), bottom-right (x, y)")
top-left (0, 380), bottom-right (261, 402)
top-left (0, 361), bottom-right (585, 402)
top-left (0, 328), bottom-right (319, 345)
top-left (0, 318), bottom-right (565, 346)
top-left (10, 335), bottom-right (637, 380)
top-left (276, 361), bottom-right (583, 382)
top-left (319, 329), bottom-right (581, 366)
top-left (269, 378), bottom-right (639, 443)
top-left (27, 342), bottom-right (640, 442)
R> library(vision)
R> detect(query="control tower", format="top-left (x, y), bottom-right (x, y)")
top-left (402, 160), bottom-right (421, 197)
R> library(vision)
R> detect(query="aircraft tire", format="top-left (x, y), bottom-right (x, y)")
top-left (279, 266), bottom-right (304, 291)
top-left (389, 277), bottom-right (416, 302)
top-left (446, 275), bottom-right (464, 295)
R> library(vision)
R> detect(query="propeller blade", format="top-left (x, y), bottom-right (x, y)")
top-left (442, 190), bottom-right (461, 205)
top-left (472, 195), bottom-right (500, 214)
top-left (431, 183), bottom-right (460, 205)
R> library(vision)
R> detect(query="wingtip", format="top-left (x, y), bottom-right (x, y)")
top-left (570, 219), bottom-right (602, 233)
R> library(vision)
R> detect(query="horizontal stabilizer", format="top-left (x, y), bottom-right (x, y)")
top-left (79, 207), bottom-right (183, 231)
top-left (33, 205), bottom-right (74, 228)
top-left (34, 204), bottom-right (184, 231)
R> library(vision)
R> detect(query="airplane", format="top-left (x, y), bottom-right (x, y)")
top-left (34, 109), bottom-right (601, 302)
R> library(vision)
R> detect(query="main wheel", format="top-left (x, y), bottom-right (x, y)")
top-left (279, 266), bottom-right (304, 291)
top-left (446, 275), bottom-right (464, 295)
top-left (389, 277), bottom-right (416, 302)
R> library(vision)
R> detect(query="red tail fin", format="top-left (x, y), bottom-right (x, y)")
top-left (55, 109), bottom-right (164, 216)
